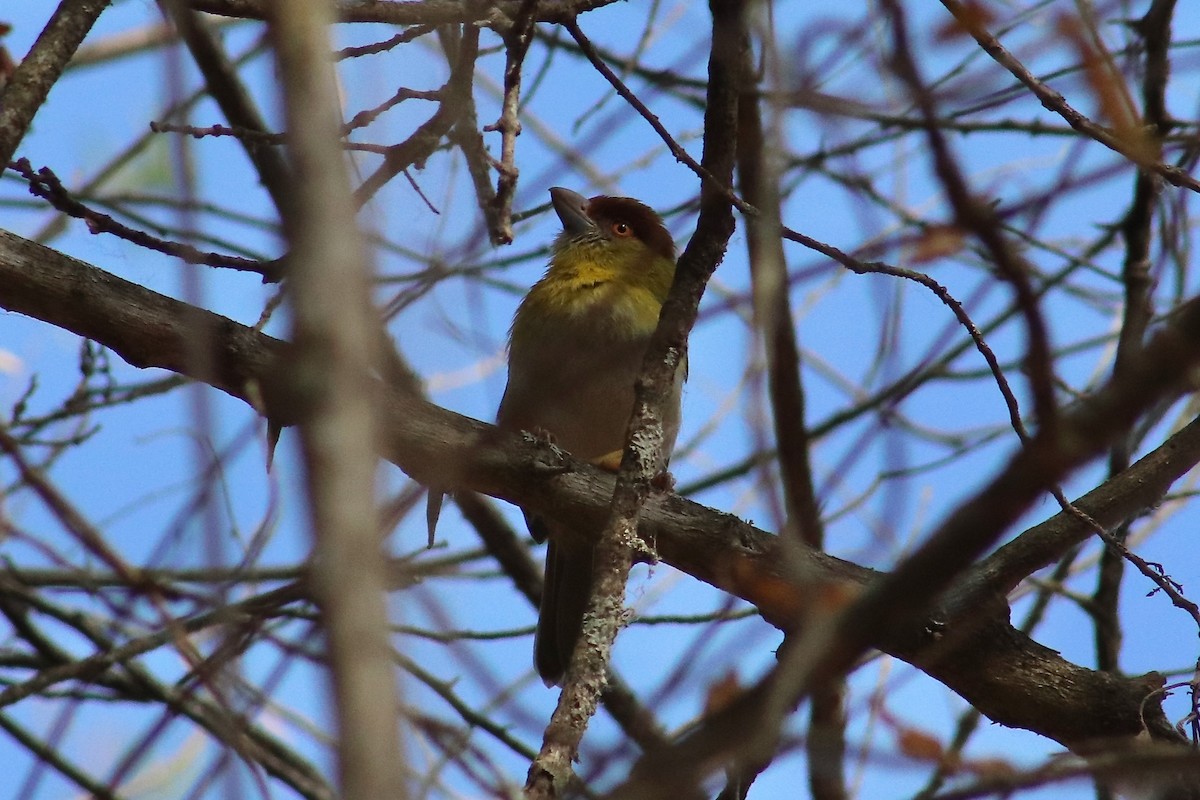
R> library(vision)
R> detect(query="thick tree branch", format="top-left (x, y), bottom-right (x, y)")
top-left (963, 413), bottom-right (1200, 603)
top-left (0, 228), bottom-right (1197, 762)
top-left (188, 0), bottom-right (619, 28)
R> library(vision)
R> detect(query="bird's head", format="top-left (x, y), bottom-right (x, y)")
top-left (546, 187), bottom-right (676, 302)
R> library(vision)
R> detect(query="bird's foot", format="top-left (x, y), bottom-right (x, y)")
top-left (523, 428), bottom-right (570, 476)
top-left (528, 426), bottom-right (557, 445)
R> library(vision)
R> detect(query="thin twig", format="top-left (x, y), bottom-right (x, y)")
top-left (10, 159), bottom-right (273, 275)
top-left (484, 0), bottom-right (540, 244)
top-left (939, 0), bottom-right (1200, 194)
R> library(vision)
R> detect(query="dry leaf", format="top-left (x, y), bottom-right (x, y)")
top-left (909, 225), bottom-right (966, 263)
top-left (897, 726), bottom-right (947, 763)
top-left (935, 1), bottom-right (996, 42)
top-left (704, 672), bottom-right (743, 716)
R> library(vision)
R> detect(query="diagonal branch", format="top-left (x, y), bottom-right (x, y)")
top-left (352, 23), bottom-right (478, 206)
top-left (1, 227), bottom-right (1198, 765)
top-left (1094, 0), bottom-right (1179, 673)
top-left (526, 3), bottom-right (746, 796)
top-left (159, 0), bottom-right (293, 215)
top-left (0, 0), bottom-right (110, 171)
top-left (938, 0), bottom-right (1200, 194)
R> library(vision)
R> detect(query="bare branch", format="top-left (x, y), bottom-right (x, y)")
top-left (268, 0), bottom-right (405, 796)
top-left (0, 0), bottom-right (109, 170)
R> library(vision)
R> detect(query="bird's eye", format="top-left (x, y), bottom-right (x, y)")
top-left (611, 222), bottom-right (632, 238)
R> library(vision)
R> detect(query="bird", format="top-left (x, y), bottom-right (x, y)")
top-left (499, 186), bottom-right (683, 686)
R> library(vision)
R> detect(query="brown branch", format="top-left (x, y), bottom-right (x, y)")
top-left (335, 23), bottom-right (435, 59)
top-left (735, 34), bottom-right (843, 800)
top-left (428, 23), bottom-right (506, 244)
top-left (449, 489), bottom-right (674, 757)
top-left (159, 0), bottom-right (293, 216)
top-left (153, 84), bottom-right (447, 141)
top-left (353, 24), bottom-right (479, 207)
top-left (1095, 0), bottom-right (1180, 673)
top-left (526, 2), bottom-right (746, 796)
top-left (0, 579), bottom-right (301, 708)
top-left (451, 99), bottom-right (505, 244)
top-left (735, 58), bottom-right (820, 551)
top-left (0, 0), bottom-right (109, 171)
top-left (189, 0), bottom-right (620, 27)
top-left (779, 227), bottom-right (1028, 448)
top-left (927, 745), bottom-right (1200, 800)
top-left (872, 9), bottom-right (1188, 666)
top-left (9, 158), bottom-right (273, 276)
top-left (965, 414), bottom-right (1200, 611)
top-left (483, 0), bottom-right (539, 245)
top-left (938, 0), bottom-right (1200, 195)
top-left (34, 35), bottom-right (269, 244)
top-left (562, 17), bottom-right (752, 216)
top-left (0, 712), bottom-right (120, 800)
top-left (606, 281), bottom-right (1200, 795)
top-left (2, 227), bottom-right (1198, 766)
top-left (267, 0), bottom-right (406, 796)
top-left (883, 0), bottom-right (1058, 440)
top-left (0, 577), bottom-right (333, 799)
top-left (0, 424), bottom-right (147, 588)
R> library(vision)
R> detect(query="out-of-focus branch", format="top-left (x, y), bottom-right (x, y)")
top-left (159, 0), bottom-right (293, 215)
top-left (963, 413), bottom-right (1200, 611)
top-left (1095, 0), bottom-right (1178, 674)
top-left (2, 227), bottom-right (1199, 762)
top-left (0, 579), bottom-right (300, 707)
top-left (0, 712), bottom-right (120, 800)
top-left (34, 32), bottom-right (269, 244)
top-left (604, 286), bottom-right (1200, 797)
top-left (938, 0), bottom-right (1200, 194)
top-left (0, 577), bottom-right (332, 798)
top-left (736, 42), bottom-right (819, 550)
top-left (883, 0), bottom-right (1058, 440)
top-left (446, 479), bottom-right (675, 758)
top-left (734, 31), bottom-right (843, 800)
top-left (267, 0), bottom-right (404, 797)
top-left (190, 0), bottom-right (620, 27)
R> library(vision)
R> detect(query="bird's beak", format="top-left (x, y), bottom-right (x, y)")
top-left (549, 187), bottom-right (594, 237)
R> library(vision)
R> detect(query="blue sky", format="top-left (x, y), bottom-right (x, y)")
top-left (3, 0), bottom-right (1200, 797)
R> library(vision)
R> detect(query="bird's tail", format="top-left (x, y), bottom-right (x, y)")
top-left (535, 537), bottom-right (594, 686)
